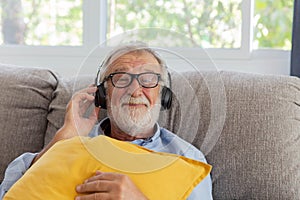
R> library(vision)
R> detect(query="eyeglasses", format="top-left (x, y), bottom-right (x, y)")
top-left (104, 72), bottom-right (161, 88)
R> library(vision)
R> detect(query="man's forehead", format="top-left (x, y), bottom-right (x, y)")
top-left (112, 64), bottom-right (162, 73)
top-left (108, 51), bottom-right (161, 72)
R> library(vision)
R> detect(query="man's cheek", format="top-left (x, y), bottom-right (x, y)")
top-left (107, 92), bottom-right (119, 105)
top-left (110, 99), bottom-right (120, 107)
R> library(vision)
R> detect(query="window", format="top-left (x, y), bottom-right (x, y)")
top-left (107, 0), bottom-right (242, 48)
top-left (0, 0), bottom-right (294, 75)
top-left (253, 0), bottom-right (293, 50)
top-left (0, 0), bottom-right (293, 49)
top-left (0, 0), bottom-right (83, 46)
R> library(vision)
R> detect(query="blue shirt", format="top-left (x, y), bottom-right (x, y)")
top-left (0, 118), bottom-right (213, 199)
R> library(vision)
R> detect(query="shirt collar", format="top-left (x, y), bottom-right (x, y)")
top-left (97, 117), bottom-right (161, 145)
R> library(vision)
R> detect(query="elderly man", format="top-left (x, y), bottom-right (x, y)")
top-left (0, 42), bottom-right (212, 199)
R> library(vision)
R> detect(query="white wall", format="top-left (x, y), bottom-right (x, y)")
top-left (0, 48), bottom-right (291, 77)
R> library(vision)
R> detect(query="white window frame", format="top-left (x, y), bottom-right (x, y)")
top-left (0, 1), bottom-right (101, 56)
top-left (0, 0), bottom-right (291, 75)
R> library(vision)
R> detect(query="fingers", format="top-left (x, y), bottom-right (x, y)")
top-left (85, 85), bottom-right (98, 93)
top-left (72, 87), bottom-right (97, 104)
top-left (76, 171), bottom-right (146, 200)
top-left (78, 95), bottom-right (95, 116)
top-left (75, 193), bottom-right (110, 200)
top-left (83, 171), bottom-right (120, 183)
top-left (84, 171), bottom-right (118, 183)
top-left (88, 107), bottom-right (100, 122)
top-left (71, 87), bottom-right (98, 114)
top-left (76, 180), bottom-right (111, 193)
top-left (76, 172), bottom-right (123, 193)
top-left (63, 86), bottom-right (100, 136)
top-left (67, 87), bottom-right (96, 107)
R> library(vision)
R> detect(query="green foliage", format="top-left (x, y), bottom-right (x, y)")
top-left (110, 0), bottom-right (293, 49)
top-left (5, 0), bottom-right (83, 46)
top-left (0, 0), bottom-right (294, 49)
top-left (108, 0), bottom-right (242, 48)
top-left (254, 0), bottom-right (293, 49)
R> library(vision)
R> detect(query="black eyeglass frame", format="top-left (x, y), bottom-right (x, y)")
top-left (103, 72), bottom-right (162, 88)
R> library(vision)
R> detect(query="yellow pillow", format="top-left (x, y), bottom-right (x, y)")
top-left (4, 135), bottom-right (211, 200)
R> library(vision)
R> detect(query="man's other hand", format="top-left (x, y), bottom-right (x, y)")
top-left (75, 171), bottom-right (147, 200)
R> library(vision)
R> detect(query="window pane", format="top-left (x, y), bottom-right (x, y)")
top-left (0, 0), bottom-right (83, 46)
top-left (254, 0), bottom-right (293, 50)
top-left (107, 0), bottom-right (242, 48)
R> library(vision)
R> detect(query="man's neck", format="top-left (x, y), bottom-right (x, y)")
top-left (110, 122), bottom-right (155, 141)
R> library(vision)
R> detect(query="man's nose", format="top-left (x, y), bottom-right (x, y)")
top-left (127, 78), bottom-right (143, 97)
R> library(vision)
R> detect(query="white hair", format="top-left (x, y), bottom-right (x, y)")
top-left (97, 41), bottom-right (170, 88)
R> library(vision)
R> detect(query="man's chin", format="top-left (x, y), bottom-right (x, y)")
top-left (122, 104), bottom-right (148, 111)
top-left (122, 108), bottom-right (148, 118)
top-left (119, 122), bottom-right (155, 137)
top-left (108, 102), bottom-right (161, 137)
top-left (116, 113), bottom-right (155, 135)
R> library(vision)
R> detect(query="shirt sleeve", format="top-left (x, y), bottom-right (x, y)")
top-left (0, 152), bottom-right (38, 199)
top-left (187, 175), bottom-right (213, 200)
top-left (185, 145), bottom-right (213, 200)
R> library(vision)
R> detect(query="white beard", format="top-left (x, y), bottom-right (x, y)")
top-left (107, 95), bottom-right (161, 137)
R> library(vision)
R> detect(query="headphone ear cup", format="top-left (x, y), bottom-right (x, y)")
top-left (161, 86), bottom-right (172, 110)
top-left (95, 83), bottom-right (107, 109)
top-left (94, 88), bottom-right (100, 107)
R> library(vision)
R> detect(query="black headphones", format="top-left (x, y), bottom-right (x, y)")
top-left (94, 50), bottom-right (172, 110)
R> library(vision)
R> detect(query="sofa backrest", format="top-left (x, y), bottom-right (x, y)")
top-left (0, 65), bottom-right (58, 180)
top-left (1, 64), bottom-right (299, 199)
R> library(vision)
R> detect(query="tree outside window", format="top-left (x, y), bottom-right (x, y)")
top-left (0, 0), bottom-right (293, 50)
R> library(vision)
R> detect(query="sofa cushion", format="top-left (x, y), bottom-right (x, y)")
top-left (178, 71), bottom-right (300, 199)
top-left (0, 64), bottom-right (58, 182)
top-left (4, 135), bottom-right (211, 200)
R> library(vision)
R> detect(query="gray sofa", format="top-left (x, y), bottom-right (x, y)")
top-left (0, 64), bottom-right (299, 199)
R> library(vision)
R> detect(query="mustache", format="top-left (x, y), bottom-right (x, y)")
top-left (120, 96), bottom-right (151, 107)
